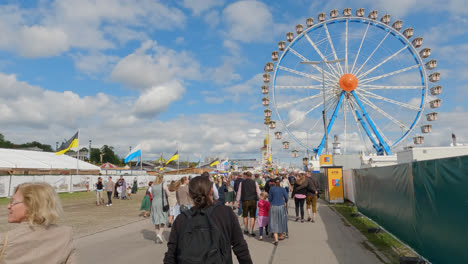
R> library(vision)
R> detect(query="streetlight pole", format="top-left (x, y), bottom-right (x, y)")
top-left (301, 58), bottom-right (345, 155)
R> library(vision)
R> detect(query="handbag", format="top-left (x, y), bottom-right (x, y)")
top-left (161, 184), bottom-right (169, 212)
top-left (0, 232), bottom-right (8, 262)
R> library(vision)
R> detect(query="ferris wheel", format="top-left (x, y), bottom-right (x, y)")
top-left (261, 8), bottom-right (441, 157)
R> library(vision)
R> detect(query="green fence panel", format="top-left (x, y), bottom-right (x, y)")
top-left (354, 164), bottom-right (419, 250)
top-left (412, 155), bottom-right (468, 264)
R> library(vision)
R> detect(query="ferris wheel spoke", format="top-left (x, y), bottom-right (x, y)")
top-left (278, 65), bottom-right (327, 83)
top-left (345, 20), bottom-right (349, 73)
top-left (355, 90), bottom-right (410, 131)
top-left (359, 84), bottom-right (424, 90)
top-left (351, 22), bottom-right (370, 74)
top-left (303, 33), bottom-right (341, 77)
top-left (275, 85), bottom-right (323, 90)
top-left (288, 47), bottom-right (334, 80)
top-left (357, 45), bottom-right (409, 80)
top-left (353, 31), bottom-right (390, 76)
top-left (323, 23), bottom-right (344, 75)
top-left (358, 89), bottom-right (420, 111)
top-left (276, 92), bottom-right (324, 109)
top-left (285, 101), bottom-right (324, 127)
top-left (359, 64), bottom-right (420, 85)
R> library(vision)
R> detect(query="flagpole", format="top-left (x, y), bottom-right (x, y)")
top-left (140, 149), bottom-right (143, 171)
top-left (177, 142), bottom-right (180, 174)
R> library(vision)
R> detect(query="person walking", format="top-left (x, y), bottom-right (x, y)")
top-left (236, 171), bottom-right (261, 237)
top-left (105, 176), bottom-right (114, 206)
top-left (215, 176), bottom-right (227, 206)
top-left (257, 192), bottom-right (270, 241)
top-left (291, 173), bottom-right (308, 222)
top-left (140, 181), bottom-right (153, 218)
top-left (268, 178), bottom-right (288, 246)
top-left (233, 172), bottom-right (243, 215)
top-left (150, 174), bottom-right (169, 244)
top-left (120, 177), bottom-right (127, 200)
top-left (306, 172), bottom-right (320, 222)
top-left (225, 174), bottom-right (236, 209)
top-left (131, 177), bottom-right (138, 194)
top-left (167, 180), bottom-right (180, 227)
top-left (95, 177), bottom-right (105, 206)
top-left (163, 176), bottom-right (253, 264)
top-left (176, 177), bottom-right (191, 213)
top-left (114, 178), bottom-right (120, 199)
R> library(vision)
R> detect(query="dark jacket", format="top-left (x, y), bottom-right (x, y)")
top-left (291, 180), bottom-right (308, 198)
top-left (164, 205), bottom-right (253, 264)
top-left (216, 183), bottom-right (227, 202)
top-left (306, 176), bottom-right (320, 196)
top-left (240, 179), bottom-right (257, 201)
top-left (234, 178), bottom-right (243, 193)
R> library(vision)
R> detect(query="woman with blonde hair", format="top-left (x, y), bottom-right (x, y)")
top-left (167, 180), bottom-right (181, 227)
top-left (150, 174), bottom-right (169, 244)
top-left (0, 182), bottom-right (76, 263)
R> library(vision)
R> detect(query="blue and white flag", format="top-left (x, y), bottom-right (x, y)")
top-left (124, 144), bottom-right (141, 163)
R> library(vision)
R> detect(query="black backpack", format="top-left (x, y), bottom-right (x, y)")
top-left (177, 205), bottom-right (230, 264)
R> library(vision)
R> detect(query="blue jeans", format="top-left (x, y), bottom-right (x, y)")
top-left (237, 201), bottom-right (243, 216)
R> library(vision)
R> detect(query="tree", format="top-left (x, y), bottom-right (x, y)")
top-left (90, 148), bottom-right (101, 163)
top-left (100, 145), bottom-right (121, 165)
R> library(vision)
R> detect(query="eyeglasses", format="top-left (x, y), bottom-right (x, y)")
top-left (9, 200), bottom-right (24, 207)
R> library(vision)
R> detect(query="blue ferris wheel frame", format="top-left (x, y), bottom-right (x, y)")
top-left (271, 17), bottom-right (428, 156)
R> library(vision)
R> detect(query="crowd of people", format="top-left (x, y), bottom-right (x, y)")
top-left (137, 170), bottom-right (320, 263)
top-left (1, 170), bottom-right (319, 263)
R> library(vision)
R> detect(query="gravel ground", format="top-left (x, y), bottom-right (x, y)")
top-left (0, 190), bottom-right (148, 238)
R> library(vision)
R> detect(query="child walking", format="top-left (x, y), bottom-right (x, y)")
top-left (257, 191), bottom-right (271, 241)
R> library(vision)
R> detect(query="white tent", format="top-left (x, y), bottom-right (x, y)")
top-left (0, 148), bottom-right (99, 170)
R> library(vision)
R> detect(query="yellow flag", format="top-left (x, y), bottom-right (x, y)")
top-left (165, 151), bottom-right (179, 165)
top-left (56, 131), bottom-right (79, 155)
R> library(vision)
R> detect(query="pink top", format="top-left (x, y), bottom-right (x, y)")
top-left (258, 199), bottom-right (271, 217)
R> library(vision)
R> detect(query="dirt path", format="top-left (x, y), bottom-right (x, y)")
top-left (0, 190), bottom-right (148, 238)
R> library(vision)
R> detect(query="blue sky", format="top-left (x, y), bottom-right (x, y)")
top-left (0, 0), bottom-right (466, 164)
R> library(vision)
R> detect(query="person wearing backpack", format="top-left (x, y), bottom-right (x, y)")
top-left (164, 176), bottom-right (253, 264)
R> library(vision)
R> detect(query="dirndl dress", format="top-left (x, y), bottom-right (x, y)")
top-left (140, 194), bottom-right (151, 211)
top-left (268, 205), bottom-right (288, 233)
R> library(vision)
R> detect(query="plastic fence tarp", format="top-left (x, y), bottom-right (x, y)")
top-left (354, 164), bottom-right (418, 247)
top-left (412, 155), bottom-right (468, 264)
top-left (354, 155), bottom-right (468, 264)
top-left (343, 169), bottom-right (355, 203)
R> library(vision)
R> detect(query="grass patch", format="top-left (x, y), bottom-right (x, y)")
top-left (331, 203), bottom-right (416, 264)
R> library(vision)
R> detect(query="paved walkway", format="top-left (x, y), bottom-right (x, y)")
top-left (76, 200), bottom-right (381, 264)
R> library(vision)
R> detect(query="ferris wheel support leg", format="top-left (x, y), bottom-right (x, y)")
top-left (314, 92), bottom-right (345, 156)
top-left (351, 91), bottom-right (393, 155)
top-left (354, 110), bottom-right (383, 154)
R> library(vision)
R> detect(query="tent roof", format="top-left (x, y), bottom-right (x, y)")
top-left (0, 148), bottom-right (100, 170)
top-left (100, 162), bottom-right (117, 169)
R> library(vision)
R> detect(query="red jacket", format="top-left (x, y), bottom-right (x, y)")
top-left (258, 199), bottom-right (271, 217)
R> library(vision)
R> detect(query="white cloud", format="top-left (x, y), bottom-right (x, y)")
top-left (133, 81), bottom-right (185, 117)
top-left (183, 0), bottom-right (225, 16)
top-left (222, 0), bottom-right (275, 43)
top-left (175, 37), bottom-right (185, 45)
top-left (110, 40), bottom-right (202, 90)
top-left (73, 52), bottom-right (120, 76)
top-left (0, 1), bottom-right (187, 57)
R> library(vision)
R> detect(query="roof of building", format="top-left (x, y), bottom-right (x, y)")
top-left (0, 148), bottom-right (100, 170)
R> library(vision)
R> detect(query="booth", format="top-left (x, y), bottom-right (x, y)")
top-left (321, 166), bottom-right (344, 203)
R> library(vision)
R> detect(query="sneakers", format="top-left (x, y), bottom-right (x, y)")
top-left (106, 204), bottom-right (109, 207)
top-left (109, 203), bottom-right (112, 206)
top-left (307, 217), bottom-right (311, 222)
top-left (156, 234), bottom-right (164, 244)
top-left (259, 236), bottom-right (263, 241)
top-left (301, 219), bottom-right (304, 223)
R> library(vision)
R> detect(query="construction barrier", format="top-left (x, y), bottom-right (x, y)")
top-left (354, 155), bottom-right (468, 264)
